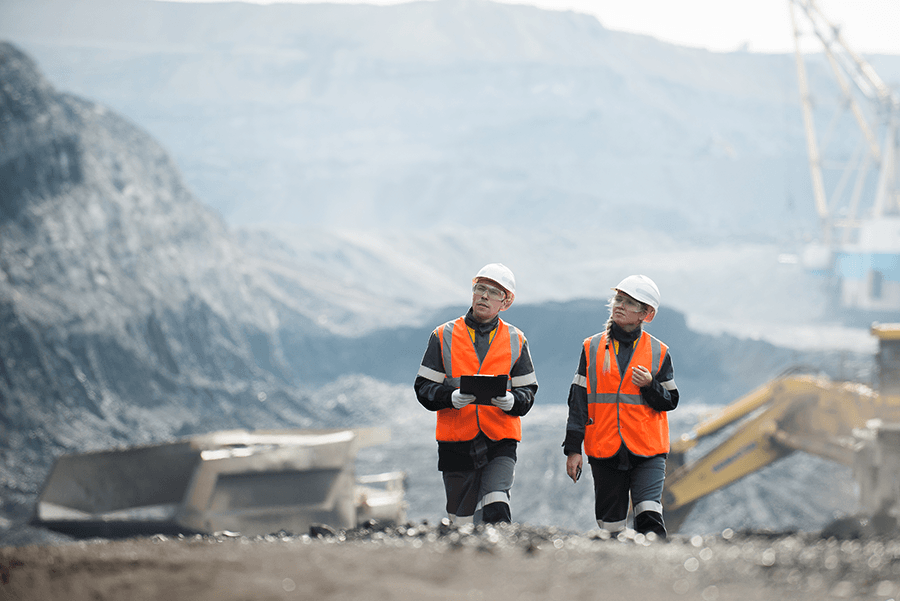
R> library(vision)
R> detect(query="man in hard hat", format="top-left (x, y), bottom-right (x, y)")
top-left (562, 275), bottom-right (678, 538)
top-left (415, 263), bottom-right (538, 524)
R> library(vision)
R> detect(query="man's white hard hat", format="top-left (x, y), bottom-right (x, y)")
top-left (474, 263), bottom-right (516, 299)
top-left (613, 274), bottom-right (660, 321)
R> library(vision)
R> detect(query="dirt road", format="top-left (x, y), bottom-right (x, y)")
top-left (1, 523), bottom-right (897, 601)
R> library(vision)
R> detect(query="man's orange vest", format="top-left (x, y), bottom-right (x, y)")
top-left (583, 330), bottom-right (669, 458)
top-left (434, 317), bottom-right (524, 442)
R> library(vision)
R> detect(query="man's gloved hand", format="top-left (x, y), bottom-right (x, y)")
top-left (491, 392), bottom-right (515, 412)
top-left (451, 390), bottom-right (476, 409)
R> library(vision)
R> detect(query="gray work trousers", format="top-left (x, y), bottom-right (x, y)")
top-left (590, 454), bottom-right (667, 537)
top-left (442, 455), bottom-right (515, 524)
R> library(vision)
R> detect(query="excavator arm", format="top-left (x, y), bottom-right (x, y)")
top-left (662, 373), bottom-right (900, 533)
top-left (663, 391), bottom-right (796, 532)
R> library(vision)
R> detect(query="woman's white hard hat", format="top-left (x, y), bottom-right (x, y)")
top-left (613, 274), bottom-right (660, 321)
top-left (474, 263), bottom-right (516, 299)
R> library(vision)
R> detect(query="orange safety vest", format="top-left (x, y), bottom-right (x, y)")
top-left (434, 317), bottom-right (524, 442)
top-left (583, 330), bottom-right (669, 458)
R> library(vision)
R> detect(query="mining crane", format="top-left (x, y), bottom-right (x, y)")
top-left (789, 0), bottom-right (900, 315)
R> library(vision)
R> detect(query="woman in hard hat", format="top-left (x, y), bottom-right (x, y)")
top-left (414, 263), bottom-right (538, 524)
top-left (562, 275), bottom-right (678, 538)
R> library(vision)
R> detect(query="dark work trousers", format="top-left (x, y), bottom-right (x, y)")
top-left (442, 456), bottom-right (515, 524)
top-left (589, 454), bottom-right (667, 537)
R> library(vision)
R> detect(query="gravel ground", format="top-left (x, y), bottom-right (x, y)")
top-left (3, 520), bottom-right (900, 601)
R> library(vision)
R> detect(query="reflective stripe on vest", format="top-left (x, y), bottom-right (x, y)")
top-left (434, 317), bottom-right (523, 442)
top-left (583, 330), bottom-right (669, 458)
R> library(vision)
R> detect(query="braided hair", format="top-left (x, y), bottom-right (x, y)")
top-left (602, 293), bottom-right (649, 374)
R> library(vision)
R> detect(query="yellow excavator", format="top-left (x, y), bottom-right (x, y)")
top-left (663, 323), bottom-right (900, 532)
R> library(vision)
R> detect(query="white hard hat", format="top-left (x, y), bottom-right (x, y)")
top-left (613, 275), bottom-right (660, 321)
top-left (474, 263), bottom-right (516, 299)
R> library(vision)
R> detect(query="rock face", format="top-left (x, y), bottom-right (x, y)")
top-left (0, 42), bottom-right (335, 522)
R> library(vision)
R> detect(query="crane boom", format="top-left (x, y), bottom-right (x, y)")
top-left (789, 0), bottom-right (900, 315)
top-left (789, 0), bottom-right (829, 223)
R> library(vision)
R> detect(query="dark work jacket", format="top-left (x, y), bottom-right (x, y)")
top-left (415, 308), bottom-right (538, 471)
top-left (562, 321), bottom-right (678, 469)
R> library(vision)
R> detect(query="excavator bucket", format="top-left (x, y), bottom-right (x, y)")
top-left (30, 428), bottom-right (406, 538)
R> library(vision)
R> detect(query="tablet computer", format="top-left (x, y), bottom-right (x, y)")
top-left (459, 374), bottom-right (509, 405)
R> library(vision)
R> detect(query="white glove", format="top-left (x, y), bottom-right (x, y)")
top-left (491, 392), bottom-right (515, 412)
top-left (451, 390), bottom-right (476, 409)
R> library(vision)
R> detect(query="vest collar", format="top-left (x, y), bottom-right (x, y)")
top-left (609, 321), bottom-right (642, 345)
top-left (465, 307), bottom-right (500, 335)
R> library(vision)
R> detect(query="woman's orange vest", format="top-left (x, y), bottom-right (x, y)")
top-left (583, 330), bottom-right (669, 458)
top-left (434, 317), bottom-right (524, 442)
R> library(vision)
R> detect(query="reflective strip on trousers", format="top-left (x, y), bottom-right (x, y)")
top-left (448, 513), bottom-right (474, 525)
top-left (476, 491), bottom-right (510, 513)
top-left (634, 500), bottom-right (663, 516)
top-left (597, 518), bottom-right (628, 532)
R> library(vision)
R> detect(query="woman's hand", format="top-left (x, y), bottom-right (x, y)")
top-left (566, 453), bottom-right (583, 483)
top-left (631, 365), bottom-right (653, 388)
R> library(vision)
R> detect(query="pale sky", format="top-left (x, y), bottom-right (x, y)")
top-left (160, 0), bottom-right (900, 55)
